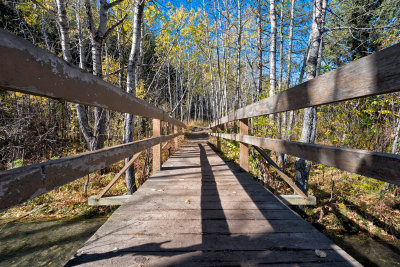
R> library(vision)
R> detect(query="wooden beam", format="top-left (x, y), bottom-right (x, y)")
top-left (153, 119), bottom-right (161, 173)
top-left (89, 195), bottom-right (130, 206)
top-left (211, 42), bottom-right (400, 127)
top-left (252, 145), bottom-right (308, 199)
top-left (96, 152), bottom-right (141, 200)
top-left (0, 133), bottom-right (180, 212)
top-left (210, 133), bottom-right (400, 185)
top-left (0, 29), bottom-right (185, 128)
top-left (239, 119), bottom-right (249, 172)
top-left (278, 195), bottom-right (316, 206)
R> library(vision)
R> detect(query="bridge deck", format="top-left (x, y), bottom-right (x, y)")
top-left (67, 132), bottom-right (360, 266)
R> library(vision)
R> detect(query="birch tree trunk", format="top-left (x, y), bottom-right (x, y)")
top-left (257, 0), bottom-right (263, 99)
top-left (280, 0), bottom-right (296, 168)
top-left (295, 0), bottom-right (328, 194)
top-left (235, 0), bottom-right (242, 109)
top-left (124, 0), bottom-right (146, 194)
top-left (269, 0), bottom-right (277, 98)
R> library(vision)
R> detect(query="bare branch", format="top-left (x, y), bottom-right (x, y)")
top-left (103, 13), bottom-right (128, 39)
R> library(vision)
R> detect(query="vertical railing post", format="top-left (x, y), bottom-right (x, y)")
top-left (239, 118), bottom-right (249, 172)
top-left (216, 125), bottom-right (221, 151)
top-left (174, 124), bottom-right (179, 150)
top-left (153, 118), bottom-right (161, 173)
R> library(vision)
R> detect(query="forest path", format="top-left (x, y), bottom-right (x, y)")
top-left (66, 130), bottom-right (361, 266)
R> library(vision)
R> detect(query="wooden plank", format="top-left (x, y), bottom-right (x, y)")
top-left (153, 118), bottom-right (161, 172)
top-left (211, 42), bottom-right (400, 127)
top-left (88, 195), bottom-right (130, 206)
top-left (239, 118), bottom-right (249, 171)
top-left (96, 152), bottom-right (141, 200)
top-left (211, 133), bottom-right (400, 185)
top-left (0, 133), bottom-right (180, 212)
top-left (67, 250), bottom-right (360, 266)
top-left (78, 232), bottom-right (336, 253)
top-left (253, 145), bottom-right (308, 198)
top-left (0, 29), bottom-right (185, 128)
top-left (278, 195), bottom-right (317, 206)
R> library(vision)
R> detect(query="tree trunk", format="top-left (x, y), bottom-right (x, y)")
top-left (269, 0), bottom-right (277, 98)
top-left (295, 0), bottom-right (327, 194)
top-left (124, 0), bottom-right (145, 194)
top-left (257, 0), bottom-right (263, 99)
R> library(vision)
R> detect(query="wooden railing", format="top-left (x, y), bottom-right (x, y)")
top-left (0, 29), bottom-right (186, 212)
top-left (210, 42), bottom-right (400, 201)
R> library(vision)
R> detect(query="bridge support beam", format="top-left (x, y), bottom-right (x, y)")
top-left (239, 118), bottom-right (249, 172)
top-left (153, 118), bottom-right (161, 173)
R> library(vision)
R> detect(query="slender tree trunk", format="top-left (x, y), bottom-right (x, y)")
top-left (257, 0), bottom-right (263, 99)
top-left (281, 0), bottom-right (295, 168)
top-left (269, 0), bottom-right (277, 98)
top-left (295, 0), bottom-right (327, 194)
top-left (235, 0), bottom-right (242, 109)
top-left (392, 118), bottom-right (400, 154)
top-left (124, 0), bottom-right (145, 194)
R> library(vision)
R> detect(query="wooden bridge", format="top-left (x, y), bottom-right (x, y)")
top-left (1, 29), bottom-right (400, 266)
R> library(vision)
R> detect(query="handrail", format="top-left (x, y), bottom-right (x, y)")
top-left (0, 133), bottom-right (181, 212)
top-left (210, 42), bottom-right (400, 127)
top-left (0, 29), bottom-right (185, 128)
top-left (210, 133), bottom-right (400, 185)
top-left (209, 43), bottom-right (400, 187)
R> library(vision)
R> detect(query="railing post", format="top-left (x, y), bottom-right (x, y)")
top-left (239, 118), bottom-right (249, 172)
top-left (153, 118), bottom-right (161, 173)
top-left (216, 125), bottom-right (221, 151)
top-left (174, 124), bottom-right (179, 150)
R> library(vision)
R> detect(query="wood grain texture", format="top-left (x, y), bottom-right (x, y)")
top-left (211, 133), bottom-right (400, 185)
top-left (67, 131), bottom-right (360, 266)
top-left (0, 133), bottom-right (180, 212)
top-left (0, 29), bottom-right (185, 128)
top-left (211, 42), bottom-right (400, 127)
top-left (239, 119), bottom-right (249, 171)
top-left (152, 119), bottom-right (161, 172)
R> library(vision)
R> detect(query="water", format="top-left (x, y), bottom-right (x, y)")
top-left (331, 233), bottom-right (400, 267)
top-left (0, 217), bottom-right (106, 267)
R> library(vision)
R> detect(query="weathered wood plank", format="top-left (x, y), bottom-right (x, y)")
top-left (278, 195), bottom-right (317, 206)
top-left (78, 232), bottom-right (336, 253)
top-left (67, 250), bottom-right (360, 266)
top-left (211, 133), bottom-right (400, 185)
top-left (88, 195), bottom-right (130, 206)
top-left (0, 133), bottom-right (180, 212)
top-left (0, 29), bottom-right (185, 128)
top-left (211, 42), bottom-right (400, 127)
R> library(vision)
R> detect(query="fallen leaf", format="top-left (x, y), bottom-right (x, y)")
top-left (315, 249), bottom-right (327, 258)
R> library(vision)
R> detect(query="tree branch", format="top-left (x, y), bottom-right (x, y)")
top-left (105, 0), bottom-right (125, 10)
top-left (103, 13), bottom-right (128, 39)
